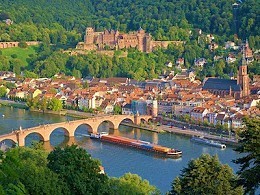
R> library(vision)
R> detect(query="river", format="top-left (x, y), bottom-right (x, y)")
top-left (0, 106), bottom-right (242, 194)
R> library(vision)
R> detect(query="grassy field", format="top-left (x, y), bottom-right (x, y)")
top-left (1, 46), bottom-right (38, 66)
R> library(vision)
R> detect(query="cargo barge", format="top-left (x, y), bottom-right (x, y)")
top-left (191, 136), bottom-right (226, 149)
top-left (90, 133), bottom-right (182, 158)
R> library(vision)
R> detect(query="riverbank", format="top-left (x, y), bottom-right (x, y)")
top-left (66, 110), bottom-right (95, 119)
top-left (0, 99), bottom-right (28, 109)
top-left (29, 109), bottom-right (67, 116)
top-left (121, 122), bottom-right (163, 133)
top-left (159, 125), bottom-right (239, 146)
top-left (121, 120), bottom-right (238, 146)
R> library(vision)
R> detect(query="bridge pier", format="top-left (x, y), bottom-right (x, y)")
top-left (18, 134), bottom-right (25, 147)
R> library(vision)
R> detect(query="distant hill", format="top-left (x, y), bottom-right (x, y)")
top-left (0, 0), bottom-right (259, 39)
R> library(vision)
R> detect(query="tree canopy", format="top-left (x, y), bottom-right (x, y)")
top-left (233, 117), bottom-right (260, 194)
top-left (0, 146), bottom-right (64, 195)
top-left (169, 154), bottom-right (243, 195)
top-left (0, 144), bottom-right (160, 194)
top-left (47, 144), bottom-right (109, 195)
top-left (109, 173), bottom-right (160, 195)
top-left (0, 0), bottom-right (259, 42)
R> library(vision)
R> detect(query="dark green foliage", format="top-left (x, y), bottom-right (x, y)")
top-left (0, 147), bottom-right (64, 195)
top-left (169, 154), bottom-right (243, 195)
top-left (10, 54), bottom-right (17, 58)
top-left (18, 41), bottom-right (28, 48)
top-left (0, 144), bottom-right (159, 194)
top-left (47, 145), bottom-right (109, 195)
top-left (0, 0), bottom-right (258, 41)
top-left (0, 12), bottom-right (10, 20)
top-left (233, 117), bottom-right (260, 194)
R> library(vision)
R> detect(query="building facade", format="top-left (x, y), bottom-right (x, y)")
top-left (76, 27), bottom-right (183, 53)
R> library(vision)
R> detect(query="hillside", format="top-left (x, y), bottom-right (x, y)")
top-left (0, 0), bottom-right (259, 40)
top-left (1, 46), bottom-right (38, 66)
top-left (0, 0), bottom-right (259, 81)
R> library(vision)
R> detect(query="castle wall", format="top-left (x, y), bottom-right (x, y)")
top-left (0, 42), bottom-right (19, 49)
top-left (151, 41), bottom-right (183, 51)
top-left (0, 41), bottom-right (40, 49)
top-left (80, 27), bottom-right (183, 53)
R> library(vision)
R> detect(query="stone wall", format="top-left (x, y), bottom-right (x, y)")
top-left (0, 41), bottom-right (41, 49)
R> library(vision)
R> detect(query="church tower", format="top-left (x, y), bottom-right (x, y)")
top-left (237, 49), bottom-right (250, 97)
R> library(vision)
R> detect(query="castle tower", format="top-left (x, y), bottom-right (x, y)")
top-left (144, 34), bottom-right (152, 53)
top-left (84, 27), bottom-right (94, 44)
top-left (237, 55), bottom-right (250, 97)
top-left (137, 27), bottom-right (145, 52)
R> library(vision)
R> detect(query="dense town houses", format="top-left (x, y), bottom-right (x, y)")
top-left (1, 64), bottom-right (259, 131)
top-left (0, 38), bottom-right (259, 131)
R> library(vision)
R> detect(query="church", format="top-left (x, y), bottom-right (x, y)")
top-left (203, 43), bottom-right (250, 99)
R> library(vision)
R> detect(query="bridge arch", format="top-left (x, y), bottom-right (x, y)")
top-left (24, 132), bottom-right (45, 146)
top-left (140, 116), bottom-right (153, 123)
top-left (0, 139), bottom-right (17, 148)
top-left (49, 127), bottom-right (71, 147)
top-left (49, 127), bottom-right (70, 138)
top-left (97, 120), bottom-right (115, 133)
top-left (119, 118), bottom-right (134, 124)
top-left (74, 123), bottom-right (94, 135)
top-left (49, 126), bottom-right (71, 138)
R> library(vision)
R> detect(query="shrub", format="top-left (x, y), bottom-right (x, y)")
top-left (18, 41), bottom-right (28, 48)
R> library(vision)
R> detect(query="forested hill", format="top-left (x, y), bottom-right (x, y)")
top-left (0, 0), bottom-right (259, 40)
top-left (0, 0), bottom-right (94, 30)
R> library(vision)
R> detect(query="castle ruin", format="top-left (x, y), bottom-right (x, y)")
top-left (76, 27), bottom-right (183, 53)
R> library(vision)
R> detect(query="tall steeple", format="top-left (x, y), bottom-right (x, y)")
top-left (237, 42), bottom-right (250, 97)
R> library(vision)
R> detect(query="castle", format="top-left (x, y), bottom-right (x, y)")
top-left (76, 27), bottom-right (183, 53)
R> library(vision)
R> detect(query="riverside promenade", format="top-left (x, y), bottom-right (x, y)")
top-left (121, 120), bottom-right (238, 146)
top-left (159, 125), bottom-right (239, 146)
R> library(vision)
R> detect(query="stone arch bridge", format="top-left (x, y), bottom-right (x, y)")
top-left (0, 115), bottom-right (152, 147)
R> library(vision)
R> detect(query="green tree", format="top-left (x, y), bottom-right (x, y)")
top-left (257, 101), bottom-right (260, 109)
top-left (47, 145), bottom-right (109, 195)
top-left (39, 97), bottom-right (48, 112)
top-left (23, 70), bottom-right (38, 78)
top-left (113, 105), bottom-right (122, 115)
top-left (5, 82), bottom-right (15, 89)
top-left (0, 86), bottom-right (7, 97)
top-left (233, 117), bottom-right (260, 194)
top-left (0, 147), bottom-right (64, 195)
top-left (109, 173), bottom-right (160, 195)
top-left (0, 33), bottom-right (11, 41)
top-left (4, 182), bottom-right (27, 195)
top-left (170, 154), bottom-right (243, 195)
top-left (48, 98), bottom-right (62, 111)
top-left (72, 68), bottom-right (82, 79)
top-left (18, 41), bottom-right (28, 48)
